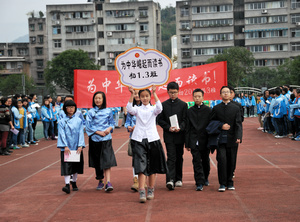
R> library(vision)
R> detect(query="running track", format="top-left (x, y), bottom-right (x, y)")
top-left (0, 118), bottom-right (299, 221)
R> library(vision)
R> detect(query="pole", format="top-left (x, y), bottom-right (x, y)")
top-left (22, 74), bottom-right (25, 95)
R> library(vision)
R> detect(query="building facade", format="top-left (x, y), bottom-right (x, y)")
top-left (46, 0), bottom-right (161, 71)
top-left (176, 0), bottom-right (300, 69)
top-left (28, 17), bottom-right (48, 86)
top-left (0, 43), bottom-right (30, 76)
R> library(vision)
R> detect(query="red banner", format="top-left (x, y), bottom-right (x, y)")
top-left (74, 61), bottom-right (227, 108)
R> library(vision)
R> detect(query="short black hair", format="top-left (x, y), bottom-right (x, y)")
top-left (167, 81), bottom-right (179, 91)
top-left (228, 86), bottom-right (235, 93)
top-left (63, 100), bottom-right (77, 115)
top-left (65, 94), bottom-right (74, 100)
top-left (220, 86), bottom-right (230, 94)
top-left (193, 88), bottom-right (204, 96)
top-left (282, 88), bottom-right (288, 94)
top-left (275, 89), bottom-right (281, 96)
top-left (92, 91), bottom-right (106, 109)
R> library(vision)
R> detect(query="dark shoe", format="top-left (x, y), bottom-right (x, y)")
top-left (218, 185), bottom-right (226, 192)
top-left (227, 186), bottom-right (235, 190)
top-left (204, 179), bottom-right (209, 186)
top-left (2, 151), bottom-right (11, 155)
top-left (196, 185), bottom-right (203, 191)
top-left (105, 181), bottom-right (114, 192)
top-left (71, 181), bottom-right (78, 191)
top-left (7, 150), bottom-right (13, 153)
top-left (62, 184), bottom-right (70, 194)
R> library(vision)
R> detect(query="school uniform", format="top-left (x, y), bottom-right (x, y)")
top-left (157, 98), bottom-right (187, 184)
top-left (210, 101), bottom-right (242, 188)
top-left (86, 107), bottom-right (117, 180)
top-left (127, 101), bottom-right (167, 176)
top-left (41, 105), bottom-right (54, 139)
top-left (57, 114), bottom-right (85, 176)
top-left (290, 96), bottom-right (300, 138)
top-left (185, 103), bottom-right (211, 186)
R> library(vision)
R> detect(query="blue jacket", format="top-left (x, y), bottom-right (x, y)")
top-left (11, 106), bottom-right (23, 129)
top-left (290, 97), bottom-right (300, 117)
top-left (257, 97), bottom-right (266, 114)
top-left (272, 96), bottom-right (286, 118)
top-left (124, 113), bottom-right (136, 138)
top-left (41, 105), bottom-right (53, 122)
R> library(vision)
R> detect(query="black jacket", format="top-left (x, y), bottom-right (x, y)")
top-left (185, 104), bottom-right (211, 149)
top-left (209, 102), bottom-right (242, 147)
top-left (157, 98), bottom-right (187, 144)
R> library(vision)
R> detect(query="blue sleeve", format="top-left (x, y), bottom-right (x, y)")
top-left (42, 107), bottom-right (50, 119)
top-left (57, 121), bottom-right (68, 149)
top-left (108, 110), bottom-right (115, 133)
top-left (85, 110), bottom-right (97, 137)
top-left (78, 120), bottom-right (85, 148)
top-left (12, 108), bottom-right (23, 120)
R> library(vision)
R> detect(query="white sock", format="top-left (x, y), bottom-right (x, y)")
top-left (133, 168), bottom-right (138, 179)
top-left (64, 175), bottom-right (70, 184)
top-left (72, 173), bottom-right (78, 182)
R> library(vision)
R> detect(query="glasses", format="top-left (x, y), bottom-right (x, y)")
top-left (168, 91), bottom-right (178, 95)
top-left (66, 106), bottom-right (75, 109)
top-left (221, 91), bottom-right (231, 94)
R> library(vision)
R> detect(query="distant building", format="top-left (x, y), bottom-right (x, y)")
top-left (0, 43), bottom-right (30, 76)
top-left (171, 35), bottom-right (178, 69)
top-left (28, 17), bottom-right (48, 87)
top-left (46, 0), bottom-right (162, 71)
top-left (176, 0), bottom-right (300, 69)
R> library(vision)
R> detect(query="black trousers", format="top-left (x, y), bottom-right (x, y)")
top-left (216, 144), bottom-right (236, 187)
top-left (190, 146), bottom-right (210, 186)
top-left (166, 143), bottom-right (184, 183)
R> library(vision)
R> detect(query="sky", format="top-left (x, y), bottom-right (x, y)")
top-left (0, 0), bottom-right (175, 42)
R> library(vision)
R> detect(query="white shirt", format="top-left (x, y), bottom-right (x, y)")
top-left (126, 101), bottom-right (162, 142)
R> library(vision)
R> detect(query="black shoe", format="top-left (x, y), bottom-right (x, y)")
top-left (71, 181), bottom-right (78, 191)
top-left (2, 151), bottom-right (11, 156)
top-left (7, 150), bottom-right (13, 153)
top-left (62, 184), bottom-right (70, 194)
top-left (166, 181), bottom-right (174, 190)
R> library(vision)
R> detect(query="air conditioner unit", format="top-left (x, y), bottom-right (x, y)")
top-left (184, 2), bottom-right (189, 5)
top-left (262, 9), bottom-right (267, 14)
top-left (135, 18), bottom-right (139, 22)
top-left (108, 59), bottom-right (113, 64)
top-left (296, 22), bottom-right (300, 26)
top-left (56, 21), bottom-right (60, 25)
top-left (91, 19), bottom-right (95, 24)
top-left (107, 31), bottom-right (112, 36)
top-left (242, 28), bottom-right (245, 33)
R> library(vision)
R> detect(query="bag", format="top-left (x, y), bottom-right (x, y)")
top-left (127, 139), bottom-right (132, 156)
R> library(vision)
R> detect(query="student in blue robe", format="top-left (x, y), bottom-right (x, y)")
top-left (86, 91), bottom-right (117, 192)
top-left (57, 100), bottom-right (85, 194)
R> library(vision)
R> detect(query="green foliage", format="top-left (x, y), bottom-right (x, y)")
top-left (0, 74), bottom-right (35, 96)
top-left (44, 49), bottom-right (100, 94)
top-left (252, 67), bottom-right (279, 88)
top-left (206, 47), bottom-right (255, 87)
top-left (161, 6), bottom-right (176, 58)
top-left (277, 56), bottom-right (300, 85)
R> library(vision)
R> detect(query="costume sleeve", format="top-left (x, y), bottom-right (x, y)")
top-left (124, 114), bottom-right (132, 130)
top-left (153, 100), bottom-right (163, 116)
top-left (78, 120), bottom-right (85, 148)
top-left (41, 107), bottom-right (50, 120)
top-left (57, 120), bottom-right (68, 149)
top-left (235, 109), bottom-right (243, 140)
top-left (179, 103), bottom-right (188, 131)
top-left (108, 109), bottom-right (115, 132)
top-left (85, 110), bottom-right (97, 136)
top-left (126, 102), bottom-right (138, 116)
top-left (184, 110), bottom-right (191, 148)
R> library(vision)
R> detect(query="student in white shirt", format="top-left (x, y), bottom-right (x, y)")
top-left (126, 85), bottom-right (167, 203)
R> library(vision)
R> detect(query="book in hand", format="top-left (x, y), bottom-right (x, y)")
top-left (10, 128), bottom-right (19, 135)
top-left (64, 150), bottom-right (80, 162)
top-left (169, 114), bottom-right (179, 129)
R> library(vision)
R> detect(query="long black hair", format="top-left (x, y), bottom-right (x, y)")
top-left (92, 91), bottom-right (106, 109)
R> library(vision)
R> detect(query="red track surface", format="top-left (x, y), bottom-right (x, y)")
top-left (0, 118), bottom-right (299, 222)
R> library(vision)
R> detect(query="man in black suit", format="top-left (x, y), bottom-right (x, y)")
top-left (210, 86), bottom-right (242, 192)
top-left (185, 88), bottom-right (212, 191)
top-left (157, 82), bottom-right (188, 190)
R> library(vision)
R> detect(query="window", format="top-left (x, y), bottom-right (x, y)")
top-left (182, 49), bottom-right (191, 58)
top-left (36, 60), bottom-right (44, 68)
top-left (38, 23), bottom-right (43, 31)
top-left (291, 29), bottom-right (300, 37)
top-left (181, 7), bottom-right (189, 17)
top-left (98, 31), bottom-right (104, 38)
top-left (193, 19), bottom-right (233, 27)
top-left (291, 42), bottom-right (300, 51)
top-left (140, 36), bottom-right (148, 45)
top-left (246, 1), bottom-right (286, 10)
top-left (36, 48), bottom-right (43, 55)
top-left (182, 35), bottom-right (190, 44)
top-left (53, 26), bottom-right (61, 34)
top-left (0, 50), bottom-right (4, 56)
top-left (8, 50), bottom-right (13, 56)
top-left (269, 15), bottom-right (287, 23)
top-left (182, 62), bottom-right (192, 68)
top-left (30, 36), bottom-right (36, 43)
top-left (192, 5), bottom-right (232, 14)
top-left (139, 9), bottom-right (148, 17)
top-left (82, 12), bottom-right (92, 18)
top-left (98, 17), bottom-right (103, 24)
top-left (18, 48), bottom-right (29, 55)
top-left (54, 40), bottom-right (61, 48)
top-left (115, 24), bottom-right (127, 31)
top-left (181, 21), bottom-right (190, 29)
top-left (29, 24), bottom-right (35, 31)
top-left (37, 72), bottom-right (44, 80)
top-left (99, 45), bottom-right (105, 52)
top-left (38, 35), bottom-right (43, 44)
top-left (140, 23), bottom-right (148, 31)
top-left (75, 12), bottom-right (81, 19)
top-left (52, 13), bottom-right (60, 20)
top-left (118, 38), bottom-right (125, 44)
top-left (291, 14), bottom-right (300, 23)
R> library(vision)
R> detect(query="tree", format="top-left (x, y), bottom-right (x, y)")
top-left (39, 11), bottom-right (44, 18)
top-left (161, 6), bottom-right (176, 58)
top-left (44, 49), bottom-right (100, 94)
top-left (0, 74), bottom-right (35, 96)
top-left (206, 47), bottom-right (255, 87)
top-left (252, 67), bottom-right (279, 88)
top-left (277, 56), bottom-right (300, 85)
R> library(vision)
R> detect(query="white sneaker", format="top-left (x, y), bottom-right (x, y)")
top-left (22, 144), bottom-right (30, 147)
top-left (175, 181), bottom-right (182, 187)
top-left (275, 135), bottom-right (284, 139)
